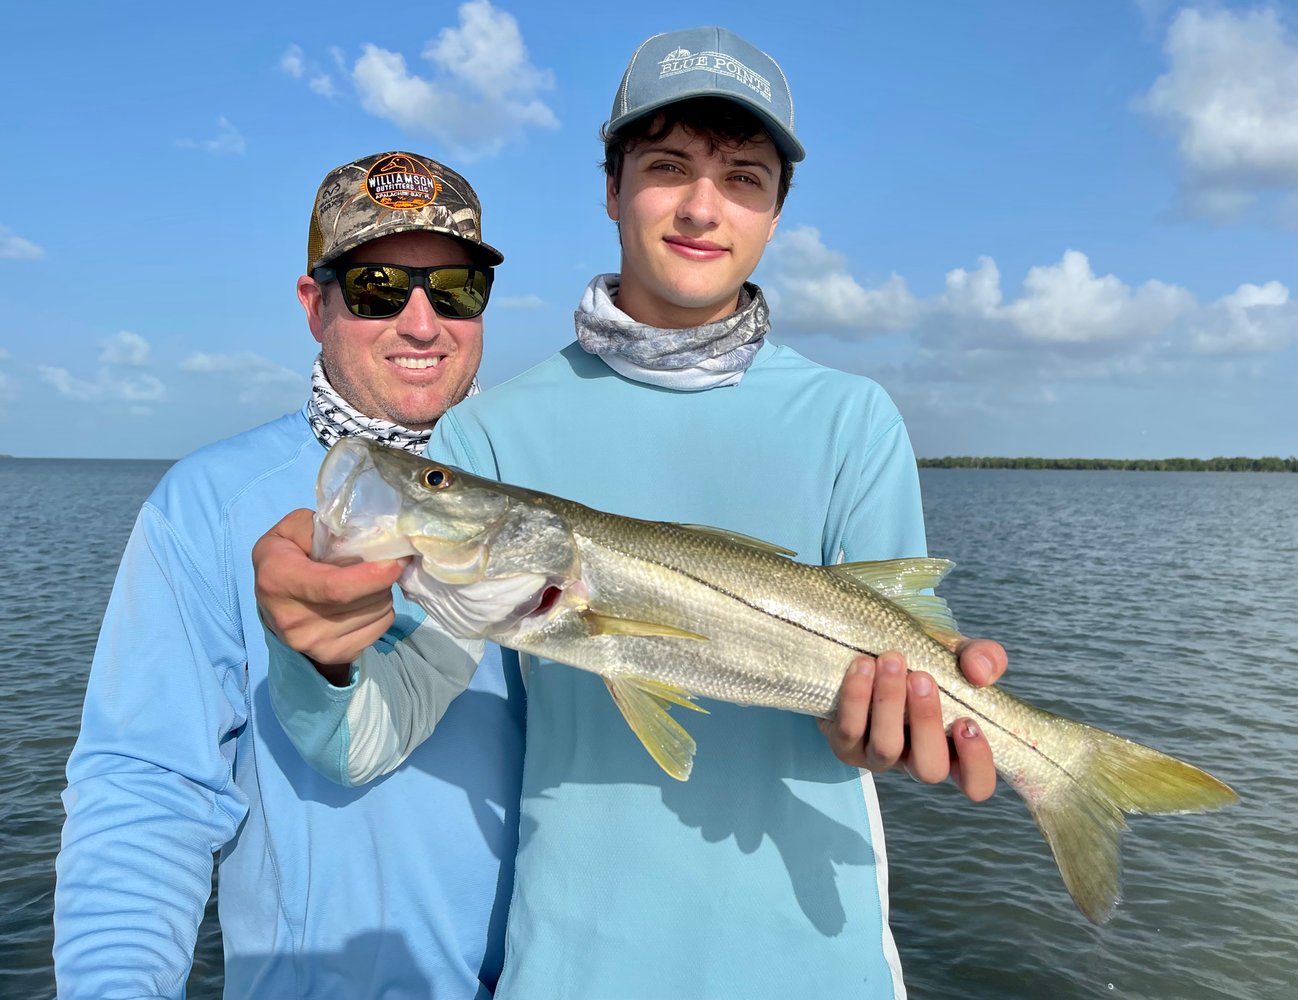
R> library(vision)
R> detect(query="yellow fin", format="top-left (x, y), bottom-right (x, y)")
top-left (830, 556), bottom-right (955, 596)
top-left (604, 676), bottom-right (706, 780)
top-left (829, 557), bottom-right (965, 649)
top-left (583, 610), bottom-right (708, 642)
top-left (1008, 707), bottom-right (1239, 923)
top-left (675, 523), bottom-right (797, 558)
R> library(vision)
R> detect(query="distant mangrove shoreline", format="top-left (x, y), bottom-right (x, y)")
top-left (918, 456), bottom-right (1298, 472)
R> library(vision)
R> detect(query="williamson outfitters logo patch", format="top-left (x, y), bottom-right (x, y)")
top-left (365, 154), bottom-right (443, 210)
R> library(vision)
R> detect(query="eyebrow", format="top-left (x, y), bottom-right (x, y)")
top-left (634, 143), bottom-right (776, 180)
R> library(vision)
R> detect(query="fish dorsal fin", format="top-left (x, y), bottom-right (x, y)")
top-left (675, 524), bottom-right (797, 558)
top-left (582, 610), bottom-right (708, 642)
top-left (829, 557), bottom-right (965, 650)
top-left (604, 676), bottom-right (708, 781)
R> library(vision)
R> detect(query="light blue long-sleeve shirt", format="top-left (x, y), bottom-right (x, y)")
top-left (55, 407), bottom-right (523, 999)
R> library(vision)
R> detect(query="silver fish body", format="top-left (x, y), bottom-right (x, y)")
top-left (314, 437), bottom-right (1238, 924)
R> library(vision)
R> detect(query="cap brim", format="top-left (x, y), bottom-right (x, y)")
top-left (607, 91), bottom-right (805, 163)
top-left (314, 223), bottom-right (504, 270)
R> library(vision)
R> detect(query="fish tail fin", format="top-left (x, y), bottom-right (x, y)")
top-left (1006, 712), bottom-right (1238, 924)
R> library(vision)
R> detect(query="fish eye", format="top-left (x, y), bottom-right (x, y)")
top-left (421, 466), bottom-right (453, 490)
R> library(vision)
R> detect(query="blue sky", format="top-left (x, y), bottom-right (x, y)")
top-left (1, 1), bottom-right (1293, 460)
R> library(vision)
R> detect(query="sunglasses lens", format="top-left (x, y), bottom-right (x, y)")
top-left (426, 267), bottom-right (491, 319)
top-left (338, 264), bottom-right (491, 319)
top-left (341, 265), bottom-right (411, 318)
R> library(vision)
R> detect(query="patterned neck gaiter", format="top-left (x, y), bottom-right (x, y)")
top-left (573, 273), bottom-right (769, 391)
top-left (305, 354), bottom-right (480, 454)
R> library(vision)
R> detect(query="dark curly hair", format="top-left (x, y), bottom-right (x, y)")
top-left (601, 97), bottom-right (794, 210)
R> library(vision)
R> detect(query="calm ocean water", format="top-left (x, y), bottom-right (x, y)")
top-left (1, 460), bottom-right (1294, 999)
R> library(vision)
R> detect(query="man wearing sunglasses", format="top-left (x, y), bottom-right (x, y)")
top-left (54, 152), bottom-right (522, 1000)
top-left (259, 29), bottom-right (1010, 1000)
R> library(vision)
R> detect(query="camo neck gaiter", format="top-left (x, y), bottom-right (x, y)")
top-left (573, 273), bottom-right (769, 391)
top-left (306, 354), bottom-right (479, 455)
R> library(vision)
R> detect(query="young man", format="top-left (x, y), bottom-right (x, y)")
top-left (261, 29), bottom-right (1007, 999)
top-left (54, 152), bottom-right (522, 999)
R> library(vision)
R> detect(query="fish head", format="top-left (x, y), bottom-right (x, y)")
top-left (315, 438), bottom-right (582, 640)
top-left (313, 437), bottom-right (517, 583)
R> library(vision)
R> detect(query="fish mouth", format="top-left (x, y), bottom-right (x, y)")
top-left (313, 438), bottom-right (416, 563)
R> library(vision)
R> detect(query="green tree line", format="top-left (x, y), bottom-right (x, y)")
top-left (917, 456), bottom-right (1298, 472)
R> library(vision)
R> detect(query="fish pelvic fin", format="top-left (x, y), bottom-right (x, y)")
top-left (604, 677), bottom-right (707, 781)
top-left (1007, 709), bottom-right (1239, 924)
top-left (829, 557), bottom-right (965, 648)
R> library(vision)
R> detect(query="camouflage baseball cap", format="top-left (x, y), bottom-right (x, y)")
top-left (306, 151), bottom-right (504, 272)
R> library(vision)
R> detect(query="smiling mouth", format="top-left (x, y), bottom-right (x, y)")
top-left (666, 237), bottom-right (726, 251)
top-left (392, 356), bottom-right (443, 370)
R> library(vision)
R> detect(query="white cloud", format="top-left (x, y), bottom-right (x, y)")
top-left (282, 42), bottom-right (337, 98)
top-left (760, 228), bottom-right (1293, 384)
top-left (763, 227), bottom-right (919, 333)
top-left (34, 331), bottom-right (167, 412)
top-left (1001, 250), bottom-right (1193, 343)
top-left (39, 366), bottom-right (166, 406)
top-left (181, 351), bottom-right (306, 404)
top-left (350, 0), bottom-right (557, 158)
top-left (422, 0), bottom-right (552, 101)
top-left (280, 44), bottom-right (305, 78)
top-left (1189, 281), bottom-right (1295, 353)
top-left (0, 225), bottom-right (44, 260)
top-left (178, 116), bottom-right (247, 156)
top-left (98, 331), bottom-right (151, 367)
top-left (1138, 6), bottom-right (1298, 221)
top-left (496, 294), bottom-right (546, 310)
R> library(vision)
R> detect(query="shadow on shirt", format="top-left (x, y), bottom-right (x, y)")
top-left (220, 930), bottom-right (493, 998)
top-left (254, 679), bottom-right (523, 859)
top-left (519, 668), bottom-right (880, 937)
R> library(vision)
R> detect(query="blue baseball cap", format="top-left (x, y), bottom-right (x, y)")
top-left (608, 27), bottom-right (805, 163)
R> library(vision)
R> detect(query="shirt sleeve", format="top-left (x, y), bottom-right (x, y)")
top-left (829, 395), bottom-right (928, 565)
top-left (54, 504), bottom-right (249, 999)
top-left (267, 600), bottom-right (485, 786)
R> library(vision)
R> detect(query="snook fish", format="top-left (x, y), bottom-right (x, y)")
top-left (313, 437), bottom-right (1238, 924)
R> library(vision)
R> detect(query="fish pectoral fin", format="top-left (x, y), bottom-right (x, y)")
top-left (674, 523), bottom-right (797, 558)
top-left (829, 557), bottom-right (966, 649)
top-left (604, 676), bottom-right (705, 781)
top-left (582, 610), bottom-right (708, 642)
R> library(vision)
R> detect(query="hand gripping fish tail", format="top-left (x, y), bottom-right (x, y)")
top-left (312, 437), bottom-right (1239, 925)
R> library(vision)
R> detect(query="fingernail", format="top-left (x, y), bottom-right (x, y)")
top-left (961, 719), bottom-right (981, 739)
top-left (853, 658), bottom-right (874, 678)
top-left (910, 673), bottom-right (933, 696)
top-left (880, 653), bottom-right (904, 675)
top-left (970, 652), bottom-right (991, 679)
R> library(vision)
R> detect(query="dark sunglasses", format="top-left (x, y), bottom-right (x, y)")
top-left (312, 262), bottom-right (494, 320)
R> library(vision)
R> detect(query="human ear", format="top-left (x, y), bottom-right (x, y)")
top-left (297, 275), bottom-right (326, 345)
top-left (605, 173), bottom-right (621, 222)
top-left (766, 210), bottom-right (781, 244)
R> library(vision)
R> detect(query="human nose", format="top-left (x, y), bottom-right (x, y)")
top-left (677, 177), bottom-right (721, 228)
top-left (395, 286), bottom-right (445, 341)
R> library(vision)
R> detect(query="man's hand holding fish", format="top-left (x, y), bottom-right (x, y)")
top-left (254, 507), bottom-right (408, 685)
